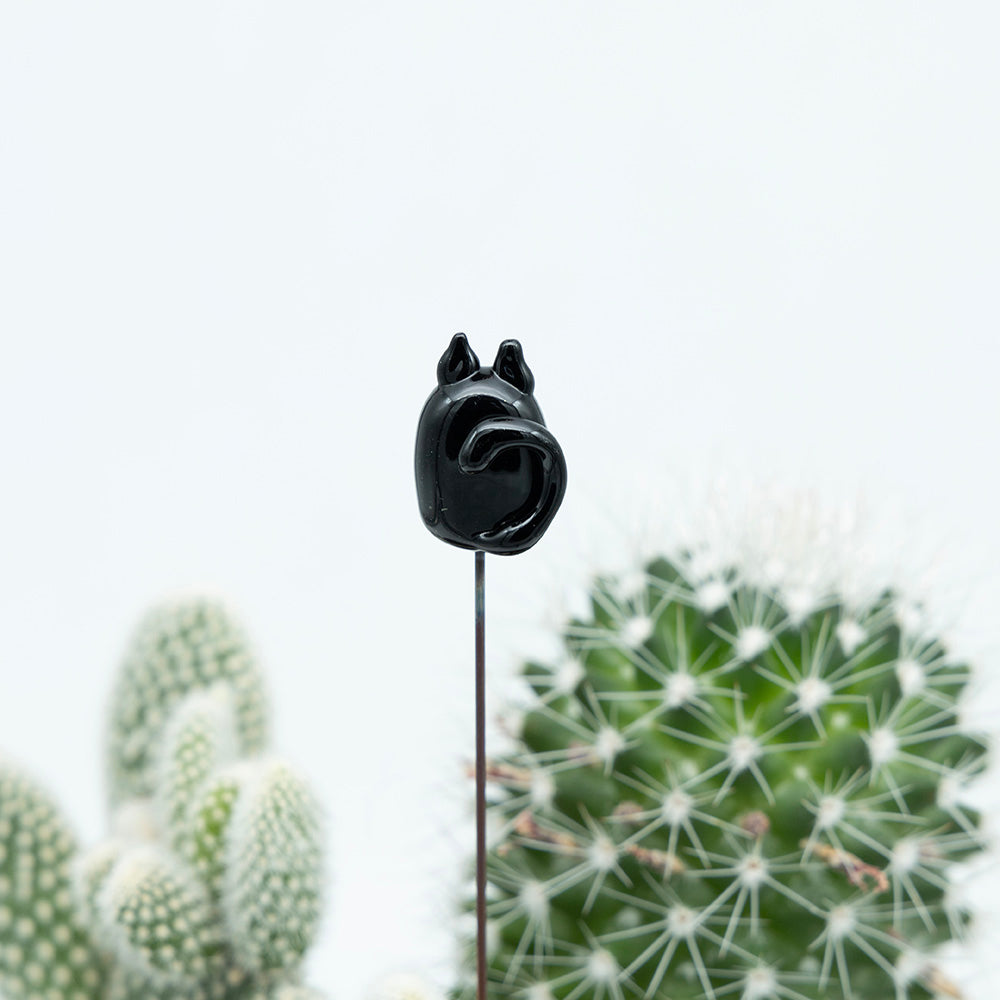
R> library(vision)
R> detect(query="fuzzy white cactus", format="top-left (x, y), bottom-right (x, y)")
top-left (0, 756), bottom-right (105, 1000)
top-left (368, 972), bottom-right (447, 1000)
top-left (0, 597), bottom-right (326, 1000)
top-left (107, 599), bottom-right (269, 806)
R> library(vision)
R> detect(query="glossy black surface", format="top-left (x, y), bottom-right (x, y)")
top-left (415, 334), bottom-right (567, 555)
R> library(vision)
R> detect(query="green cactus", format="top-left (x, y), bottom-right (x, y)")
top-left (1, 597), bottom-right (326, 1000)
top-left (460, 553), bottom-right (990, 1000)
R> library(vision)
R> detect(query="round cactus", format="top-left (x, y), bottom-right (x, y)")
top-left (462, 552), bottom-right (990, 999)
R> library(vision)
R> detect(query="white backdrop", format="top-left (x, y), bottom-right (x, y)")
top-left (1, 4), bottom-right (998, 998)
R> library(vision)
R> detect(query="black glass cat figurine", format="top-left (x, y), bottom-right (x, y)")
top-left (415, 334), bottom-right (567, 555)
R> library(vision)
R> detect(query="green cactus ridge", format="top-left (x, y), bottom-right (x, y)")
top-left (464, 554), bottom-right (990, 1000)
top-left (187, 767), bottom-right (246, 900)
top-left (1, 596), bottom-right (327, 1000)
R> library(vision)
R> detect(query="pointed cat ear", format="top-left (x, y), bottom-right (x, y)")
top-left (437, 333), bottom-right (481, 385)
top-left (493, 340), bottom-right (534, 394)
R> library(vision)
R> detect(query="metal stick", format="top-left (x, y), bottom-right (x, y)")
top-left (475, 549), bottom-right (487, 1000)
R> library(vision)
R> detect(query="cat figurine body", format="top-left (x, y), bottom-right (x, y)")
top-left (415, 334), bottom-right (567, 555)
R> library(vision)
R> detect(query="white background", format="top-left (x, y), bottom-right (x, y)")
top-left (1, 3), bottom-right (998, 998)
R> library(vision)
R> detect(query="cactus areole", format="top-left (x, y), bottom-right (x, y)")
top-left (414, 333), bottom-right (567, 555)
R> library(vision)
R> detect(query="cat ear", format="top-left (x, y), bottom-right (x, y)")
top-left (493, 340), bottom-right (534, 394)
top-left (437, 333), bottom-right (480, 385)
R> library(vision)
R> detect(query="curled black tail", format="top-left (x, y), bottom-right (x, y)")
top-left (458, 416), bottom-right (567, 554)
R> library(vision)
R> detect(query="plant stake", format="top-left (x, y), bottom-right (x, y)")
top-left (415, 334), bottom-right (567, 999)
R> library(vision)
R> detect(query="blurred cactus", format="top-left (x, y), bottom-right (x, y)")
top-left (107, 600), bottom-right (268, 806)
top-left (370, 973), bottom-right (447, 1000)
top-left (1, 597), bottom-right (325, 1000)
top-left (461, 553), bottom-right (990, 999)
top-left (0, 756), bottom-right (106, 1000)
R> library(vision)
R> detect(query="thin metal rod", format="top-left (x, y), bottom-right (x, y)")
top-left (474, 549), bottom-right (487, 1000)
